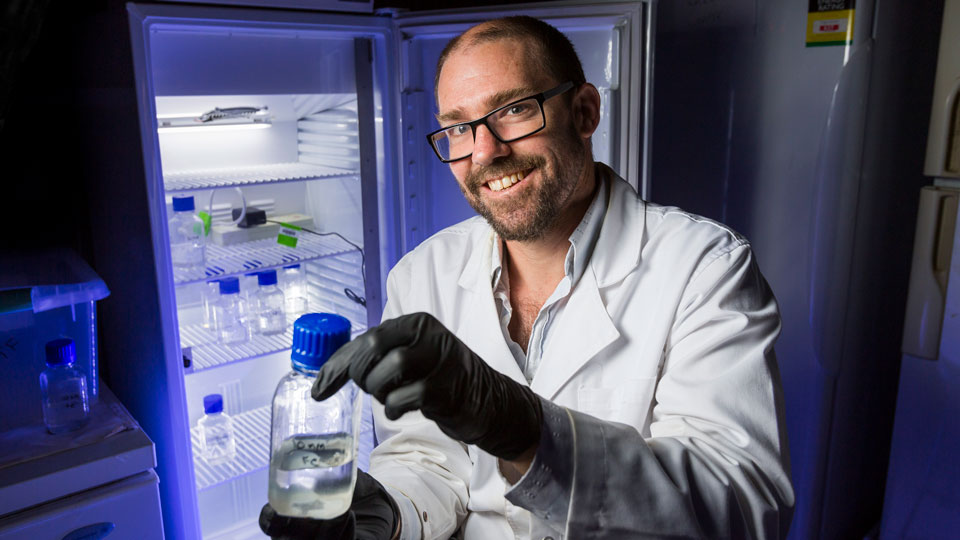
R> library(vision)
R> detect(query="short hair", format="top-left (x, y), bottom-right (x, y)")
top-left (434, 16), bottom-right (586, 103)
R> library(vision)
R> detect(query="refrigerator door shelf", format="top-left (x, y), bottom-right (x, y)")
top-left (171, 232), bottom-right (358, 286)
top-left (0, 470), bottom-right (163, 540)
top-left (163, 162), bottom-right (357, 192)
top-left (0, 384), bottom-right (156, 517)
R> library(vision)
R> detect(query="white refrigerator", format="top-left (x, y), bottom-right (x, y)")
top-left (91, 2), bottom-right (652, 538)
top-left (652, 0), bottom-right (945, 538)
top-left (880, 0), bottom-right (960, 536)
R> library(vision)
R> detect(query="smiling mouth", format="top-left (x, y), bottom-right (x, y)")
top-left (486, 168), bottom-right (533, 192)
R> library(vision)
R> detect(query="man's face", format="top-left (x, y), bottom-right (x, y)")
top-left (436, 38), bottom-right (588, 242)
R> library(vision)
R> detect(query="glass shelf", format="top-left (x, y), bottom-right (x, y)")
top-left (173, 234), bottom-right (356, 286)
top-left (191, 406), bottom-right (270, 492)
top-left (163, 162), bottom-right (358, 192)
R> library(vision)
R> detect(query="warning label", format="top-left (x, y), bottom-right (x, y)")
top-left (807, 0), bottom-right (855, 47)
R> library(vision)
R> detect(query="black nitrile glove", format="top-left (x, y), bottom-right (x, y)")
top-left (259, 470), bottom-right (399, 540)
top-left (313, 312), bottom-right (543, 461)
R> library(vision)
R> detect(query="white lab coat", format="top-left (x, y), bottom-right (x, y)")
top-left (369, 166), bottom-right (794, 539)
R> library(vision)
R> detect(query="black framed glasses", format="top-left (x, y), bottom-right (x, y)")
top-left (426, 81), bottom-right (575, 163)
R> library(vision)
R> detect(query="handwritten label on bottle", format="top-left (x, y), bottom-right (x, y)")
top-left (278, 434), bottom-right (351, 471)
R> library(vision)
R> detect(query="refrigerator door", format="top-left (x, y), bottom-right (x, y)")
top-left (0, 470), bottom-right (163, 540)
top-left (881, 196), bottom-right (960, 537)
top-left (653, 1), bottom-right (942, 538)
top-left (392, 2), bottom-right (652, 252)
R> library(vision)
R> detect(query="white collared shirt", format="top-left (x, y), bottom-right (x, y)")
top-left (490, 174), bottom-right (609, 382)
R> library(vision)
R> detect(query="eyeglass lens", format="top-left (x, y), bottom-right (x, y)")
top-left (431, 97), bottom-right (545, 162)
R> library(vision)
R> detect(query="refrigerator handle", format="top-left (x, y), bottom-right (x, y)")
top-left (808, 40), bottom-right (873, 375)
top-left (901, 187), bottom-right (960, 359)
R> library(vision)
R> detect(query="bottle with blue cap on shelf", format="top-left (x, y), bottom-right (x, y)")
top-left (39, 337), bottom-right (90, 434)
top-left (281, 264), bottom-right (309, 318)
top-left (269, 313), bottom-right (360, 519)
top-left (168, 195), bottom-right (206, 271)
top-left (255, 269), bottom-right (286, 335)
top-left (215, 277), bottom-right (249, 345)
top-left (197, 394), bottom-right (237, 466)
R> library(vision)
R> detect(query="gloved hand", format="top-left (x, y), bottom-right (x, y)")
top-left (313, 312), bottom-right (543, 461)
top-left (259, 469), bottom-right (399, 540)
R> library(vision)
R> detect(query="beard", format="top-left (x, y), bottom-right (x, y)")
top-left (460, 127), bottom-right (586, 242)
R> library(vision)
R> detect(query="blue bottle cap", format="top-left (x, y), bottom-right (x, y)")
top-left (45, 338), bottom-right (76, 366)
top-left (291, 313), bottom-right (351, 372)
top-left (172, 196), bottom-right (195, 212)
top-left (283, 264), bottom-right (301, 270)
top-left (203, 394), bottom-right (223, 414)
top-left (218, 277), bottom-right (240, 295)
top-left (258, 269), bottom-right (278, 286)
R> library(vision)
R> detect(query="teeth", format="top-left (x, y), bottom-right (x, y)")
top-left (487, 170), bottom-right (528, 192)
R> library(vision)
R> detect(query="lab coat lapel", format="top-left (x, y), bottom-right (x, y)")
top-left (530, 170), bottom-right (645, 399)
top-left (455, 228), bottom-right (528, 386)
top-left (530, 268), bottom-right (619, 400)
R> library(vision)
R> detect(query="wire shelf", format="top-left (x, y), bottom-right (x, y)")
top-left (163, 162), bottom-right (358, 192)
top-left (181, 317), bottom-right (367, 373)
top-left (192, 406), bottom-right (271, 492)
top-left (173, 234), bottom-right (356, 286)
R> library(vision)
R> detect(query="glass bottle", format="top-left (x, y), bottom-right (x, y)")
top-left (216, 277), bottom-right (249, 345)
top-left (168, 195), bottom-right (205, 271)
top-left (197, 394), bottom-right (237, 465)
top-left (256, 269), bottom-right (286, 336)
top-left (39, 338), bottom-right (90, 434)
top-left (269, 313), bottom-right (360, 519)
top-left (282, 264), bottom-right (309, 318)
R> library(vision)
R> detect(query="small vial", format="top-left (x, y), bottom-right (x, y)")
top-left (169, 195), bottom-right (205, 271)
top-left (216, 277), bottom-right (249, 345)
top-left (281, 264), bottom-right (309, 318)
top-left (256, 269), bottom-right (286, 335)
top-left (198, 394), bottom-right (237, 465)
top-left (39, 338), bottom-right (90, 434)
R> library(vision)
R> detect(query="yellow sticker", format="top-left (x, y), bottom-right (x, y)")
top-left (807, 1), bottom-right (855, 47)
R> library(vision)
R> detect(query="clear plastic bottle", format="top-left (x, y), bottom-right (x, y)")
top-left (256, 269), bottom-right (287, 335)
top-left (197, 394), bottom-right (237, 465)
top-left (201, 280), bottom-right (220, 330)
top-left (39, 338), bottom-right (90, 434)
top-left (169, 195), bottom-right (205, 271)
top-left (282, 264), bottom-right (309, 318)
top-left (216, 277), bottom-right (249, 345)
top-left (269, 313), bottom-right (360, 519)
top-left (239, 272), bottom-right (260, 334)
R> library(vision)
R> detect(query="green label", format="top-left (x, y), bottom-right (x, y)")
top-left (278, 223), bottom-right (300, 248)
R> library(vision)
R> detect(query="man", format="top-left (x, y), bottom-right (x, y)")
top-left (262, 16), bottom-right (794, 540)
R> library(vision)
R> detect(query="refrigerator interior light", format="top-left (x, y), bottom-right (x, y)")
top-left (157, 106), bottom-right (272, 133)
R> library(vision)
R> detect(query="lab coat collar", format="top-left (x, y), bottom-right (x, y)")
top-left (458, 163), bottom-right (644, 293)
top-left (454, 164), bottom-right (645, 395)
top-left (590, 162), bottom-right (646, 288)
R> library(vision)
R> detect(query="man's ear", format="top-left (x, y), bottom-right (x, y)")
top-left (573, 83), bottom-right (602, 139)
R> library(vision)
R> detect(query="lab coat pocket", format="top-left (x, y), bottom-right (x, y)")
top-left (577, 386), bottom-right (616, 419)
top-left (578, 378), bottom-right (657, 429)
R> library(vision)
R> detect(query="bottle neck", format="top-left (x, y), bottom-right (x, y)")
top-left (46, 362), bottom-right (74, 369)
top-left (292, 363), bottom-right (320, 377)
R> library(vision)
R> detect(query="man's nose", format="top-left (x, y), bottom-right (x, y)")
top-left (472, 124), bottom-right (510, 166)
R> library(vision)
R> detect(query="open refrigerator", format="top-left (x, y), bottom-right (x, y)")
top-left (102, 2), bottom-right (652, 538)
